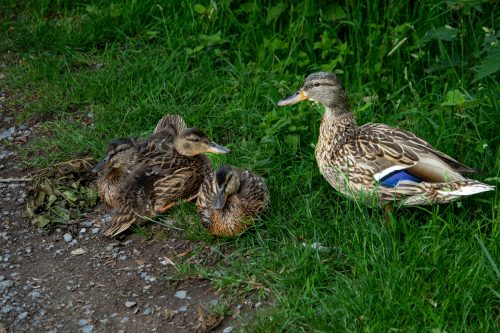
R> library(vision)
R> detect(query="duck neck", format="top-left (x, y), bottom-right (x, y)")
top-left (319, 106), bottom-right (357, 148)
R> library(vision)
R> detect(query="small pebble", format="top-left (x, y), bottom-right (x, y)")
top-left (125, 301), bottom-right (137, 308)
top-left (17, 311), bottom-right (28, 320)
top-left (143, 307), bottom-right (152, 316)
top-left (29, 290), bottom-right (41, 299)
top-left (1, 305), bottom-right (13, 313)
top-left (80, 228), bottom-right (87, 234)
top-left (0, 280), bottom-right (13, 291)
top-left (81, 220), bottom-right (94, 228)
top-left (82, 324), bottom-right (94, 333)
top-left (174, 290), bottom-right (187, 299)
top-left (178, 306), bottom-right (188, 312)
top-left (78, 319), bottom-right (89, 326)
top-left (63, 233), bottom-right (73, 242)
top-left (120, 317), bottom-right (129, 324)
top-left (91, 228), bottom-right (99, 235)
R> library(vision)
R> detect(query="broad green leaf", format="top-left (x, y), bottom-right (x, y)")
top-left (62, 190), bottom-right (79, 203)
top-left (442, 89), bottom-right (465, 106)
top-left (422, 26), bottom-right (458, 43)
top-left (473, 48), bottom-right (500, 81)
top-left (266, 3), bottom-right (287, 25)
top-left (194, 4), bottom-right (206, 14)
top-left (35, 215), bottom-right (51, 228)
top-left (51, 205), bottom-right (71, 220)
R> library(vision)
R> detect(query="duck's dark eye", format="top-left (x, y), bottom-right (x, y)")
top-left (314, 82), bottom-right (321, 87)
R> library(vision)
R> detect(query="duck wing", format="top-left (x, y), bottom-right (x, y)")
top-left (349, 123), bottom-right (476, 186)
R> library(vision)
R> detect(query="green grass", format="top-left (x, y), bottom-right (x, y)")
top-left (1, 0), bottom-right (499, 331)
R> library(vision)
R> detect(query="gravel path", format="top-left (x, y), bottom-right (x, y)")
top-left (0, 88), bottom-right (252, 332)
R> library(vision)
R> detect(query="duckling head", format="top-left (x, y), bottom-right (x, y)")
top-left (93, 137), bottom-right (137, 173)
top-left (174, 128), bottom-right (230, 156)
top-left (277, 72), bottom-right (349, 114)
top-left (213, 164), bottom-right (240, 209)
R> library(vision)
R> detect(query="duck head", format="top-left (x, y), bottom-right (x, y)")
top-left (93, 137), bottom-right (137, 173)
top-left (277, 72), bottom-right (349, 114)
top-left (213, 164), bottom-right (240, 209)
top-left (174, 128), bottom-right (230, 156)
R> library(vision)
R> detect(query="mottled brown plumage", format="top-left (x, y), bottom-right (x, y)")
top-left (196, 165), bottom-right (269, 237)
top-left (94, 114), bottom-right (230, 237)
top-left (94, 114), bottom-right (185, 208)
top-left (278, 72), bottom-right (494, 206)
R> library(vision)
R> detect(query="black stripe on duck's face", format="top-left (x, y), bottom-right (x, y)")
top-left (215, 165), bottom-right (231, 186)
top-left (214, 190), bottom-right (226, 209)
top-left (92, 155), bottom-right (109, 173)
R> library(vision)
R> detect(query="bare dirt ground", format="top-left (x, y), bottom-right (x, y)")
top-left (0, 83), bottom-right (255, 333)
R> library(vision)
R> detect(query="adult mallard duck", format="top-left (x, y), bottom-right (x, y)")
top-left (93, 114), bottom-right (186, 208)
top-left (196, 164), bottom-right (269, 237)
top-left (278, 72), bottom-right (494, 207)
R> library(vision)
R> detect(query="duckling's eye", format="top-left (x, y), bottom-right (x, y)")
top-left (313, 82), bottom-right (321, 87)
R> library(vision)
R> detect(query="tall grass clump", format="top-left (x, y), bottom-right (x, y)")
top-left (1, 0), bottom-right (498, 331)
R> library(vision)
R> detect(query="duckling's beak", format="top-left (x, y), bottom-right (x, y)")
top-left (277, 90), bottom-right (308, 106)
top-left (207, 142), bottom-right (231, 154)
top-left (92, 155), bottom-right (109, 173)
top-left (214, 191), bottom-right (226, 209)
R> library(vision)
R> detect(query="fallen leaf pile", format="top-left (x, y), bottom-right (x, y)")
top-left (25, 157), bottom-right (99, 228)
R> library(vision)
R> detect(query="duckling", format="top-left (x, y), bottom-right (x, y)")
top-left (196, 164), bottom-right (269, 237)
top-left (103, 128), bottom-right (230, 237)
top-left (94, 114), bottom-right (186, 208)
top-left (278, 72), bottom-right (494, 207)
top-left (93, 137), bottom-right (139, 208)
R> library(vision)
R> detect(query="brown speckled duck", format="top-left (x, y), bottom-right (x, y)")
top-left (278, 72), bottom-right (494, 206)
top-left (196, 164), bottom-right (269, 237)
top-left (94, 114), bottom-right (230, 237)
top-left (93, 114), bottom-right (186, 208)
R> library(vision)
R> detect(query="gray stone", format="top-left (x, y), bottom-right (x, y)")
top-left (174, 290), bottom-right (187, 299)
top-left (0, 279), bottom-right (13, 291)
top-left (78, 319), bottom-right (89, 326)
top-left (1, 304), bottom-right (13, 313)
top-left (178, 305), bottom-right (188, 312)
top-left (0, 275), bottom-right (4, 281)
top-left (0, 127), bottom-right (15, 141)
top-left (17, 311), bottom-right (28, 320)
top-left (91, 228), bottom-right (99, 234)
top-left (29, 290), bottom-right (41, 299)
top-left (125, 301), bottom-right (137, 308)
top-left (63, 233), bottom-right (73, 242)
top-left (82, 324), bottom-right (94, 333)
top-left (120, 317), bottom-right (129, 323)
top-left (81, 220), bottom-right (94, 228)
top-left (143, 307), bottom-right (152, 316)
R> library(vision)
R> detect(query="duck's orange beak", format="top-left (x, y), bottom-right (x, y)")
top-left (277, 90), bottom-right (308, 106)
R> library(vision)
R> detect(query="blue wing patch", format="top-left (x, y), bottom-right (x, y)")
top-left (379, 169), bottom-right (423, 188)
